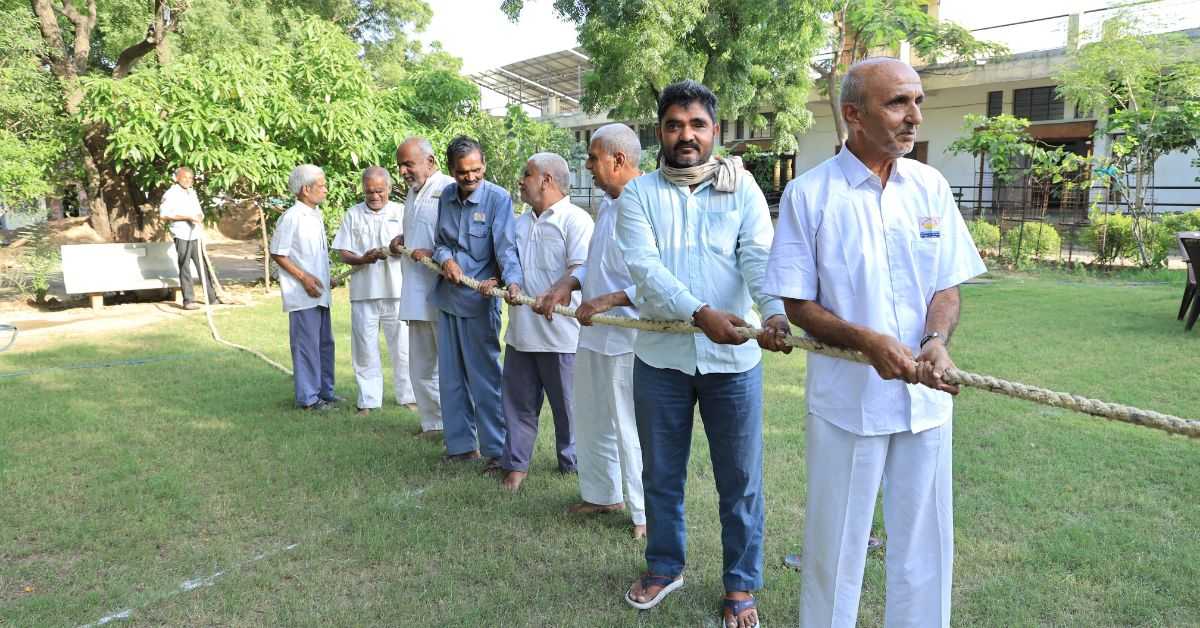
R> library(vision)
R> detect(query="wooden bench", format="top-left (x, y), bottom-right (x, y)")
top-left (61, 242), bottom-right (186, 310)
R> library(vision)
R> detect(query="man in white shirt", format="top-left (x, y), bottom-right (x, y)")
top-left (616, 81), bottom-right (791, 628)
top-left (533, 123), bottom-right (646, 538)
top-left (497, 153), bottom-right (593, 492)
top-left (159, 166), bottom-right (218, 309)
top-left (332, 166), bottom-right (416, 416)
top-left (391, 137), bottom-right (455, 438)
top-left (764, 58), bottom-right (987, 628)
top-left (270, 164), bottom-right (340, 411)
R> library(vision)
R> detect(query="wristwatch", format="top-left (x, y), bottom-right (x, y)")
top-left (691, 302), bottom-right (709, 323)
top-left (919, 331), bottom-right (943, 348)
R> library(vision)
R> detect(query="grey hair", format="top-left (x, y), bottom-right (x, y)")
top-left (361, 165), bottom-right (391, 186)
top-left (590, 124), bottom-right (641, 165)
top-left (840, 57), bottom-right (909, 109)
top-left (528, 152), bottom-right (570, 193)
top-left (399, 136), bottom-right (436, 160)
top-left (288, 164), bottom-right (325, 196)
top-left (175, 166), bottom-right (193, 177)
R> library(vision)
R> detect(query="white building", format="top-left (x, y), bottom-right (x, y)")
top-left (472, 1), bottom-right (1200, 217)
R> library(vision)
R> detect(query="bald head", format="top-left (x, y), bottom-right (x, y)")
top-left (586, 123), bottom-right (642, 198)
top-left (840, 57), bottom-right (925, 168)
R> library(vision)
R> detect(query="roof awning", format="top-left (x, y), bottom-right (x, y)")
top-left (470, 48), bottom-right (591, 114)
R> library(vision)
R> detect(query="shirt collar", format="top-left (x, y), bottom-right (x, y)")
top-left (836, 145), bottom-right (909, 188)
top-left (451, 181), bottom-right (486, 206)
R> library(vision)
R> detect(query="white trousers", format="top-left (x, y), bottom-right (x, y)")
top-left (407, 320), bottom-right (442, 432)
top-left (800, 414), bottom-right (953, 628)
top-left (573, 349), bottom-right (645, 525)
top-left (350, 299), bottom-right (414, 409)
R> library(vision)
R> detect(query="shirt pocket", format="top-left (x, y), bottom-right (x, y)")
top-left (466, 221), bottom-right (491, 262)
top-left (910, 235), bottom-right (941, 297)
top-left (701, 205), bottom-right (741, 256)
top-left (535, 235), bottom-right (565, 271)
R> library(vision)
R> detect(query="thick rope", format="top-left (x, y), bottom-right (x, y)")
top-left (365, 244), bottom-right (1200, 439)
top-left (198, 239), bottom-right (293, 376)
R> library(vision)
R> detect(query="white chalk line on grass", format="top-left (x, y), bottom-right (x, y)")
top-left (78, 540), bottom-right (306, 627)
top-left (74, 481), bottom-right (432, 628)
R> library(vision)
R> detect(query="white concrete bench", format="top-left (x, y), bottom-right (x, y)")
top-left (61, 242), bottom-right (186, 310)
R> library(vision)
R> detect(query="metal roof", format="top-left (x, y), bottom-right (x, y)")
top-left (470, 48), bottom-right (591, 114)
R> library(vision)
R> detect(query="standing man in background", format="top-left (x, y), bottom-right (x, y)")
top-left (332, 166), bottom-right (416, 416)
top-left (160, 166), bottom-right (219, 310)
top-left (392, 137), bottom-right (455, 438)
top-left (270, 164), bottom-right (341, 411)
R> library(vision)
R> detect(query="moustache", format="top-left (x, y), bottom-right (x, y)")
top-left (674, 142), bottom-right (701, 152)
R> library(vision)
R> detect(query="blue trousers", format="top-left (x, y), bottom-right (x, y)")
top-left (500, 348), bottom-right (576, 473)
top-left (289, 306), bottom-right (335, 406)
top-left (633, 358), bottom-right (765, 593)
top-left (438, 307), bottom-right (505, 458)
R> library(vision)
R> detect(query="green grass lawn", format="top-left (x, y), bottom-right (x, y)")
top-left (1, 270), bottom-right (1198, 627)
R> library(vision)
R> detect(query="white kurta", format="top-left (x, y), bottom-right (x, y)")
top-left (765, 148), bottom-right (985, 628)
top-left (400, 172), bottom-right (454, 431)
top-left (570, 193), bottom-right (644, 524)
top-left (504, 197), bottom-right (593, 353)
top-left (332, 201), bottom-right (413, 409)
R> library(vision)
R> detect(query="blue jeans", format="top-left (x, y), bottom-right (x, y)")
top-left (633, 358), bottom-right (765, 593)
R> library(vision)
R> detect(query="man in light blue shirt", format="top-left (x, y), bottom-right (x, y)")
top-left (616, 80), bottom-right (791, 628)
top-left (416, 136), bottom-right (523, 468)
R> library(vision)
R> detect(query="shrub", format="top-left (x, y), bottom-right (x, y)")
top-left (966, 219), bottom-right (1000, 252)
top-left (1002, 222), bottom-right (1060, 263)
top-left (1084, 211), bottom-right (1137, 265)
top-left (1151, 209), bottom-right (1200, 266)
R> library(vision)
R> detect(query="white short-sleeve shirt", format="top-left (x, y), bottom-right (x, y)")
top-left (399, 172), bottom-right (454, 321)
top-left (764, 148), bottom-right (986, 436)
top-left (160, 184), bottom-right (204, 241)
top-left (505, 197), bottom-right (594, 353)
top-left (269, 201), bottom-right (332, 312)
top-left (331, 201), bottom-right (405, 301)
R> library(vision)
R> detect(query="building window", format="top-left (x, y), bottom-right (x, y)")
top-left (986, 91), bottom-right (1003, 117)
top-left (748, 113), bottom-right (775, 140)
top-left (638, 124), bottom-right (658, 149)
top-left (720, 119), bottom-right (728, 145)
top-left (904, 141), bottom-right (929, 164)
top-left (575, 130), bottom-right (582, 142)
top-left (585, 129), bottom-right (592, 143)
top-left (1012, 86), bottom-right (1064, 122)
top-left (736, 117), bottom-right (745, 140)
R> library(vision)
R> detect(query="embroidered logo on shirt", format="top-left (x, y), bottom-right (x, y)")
top-left (472, 211), bottom-right (486, 223)
top-left (919, 216), bottom-right (941, 239)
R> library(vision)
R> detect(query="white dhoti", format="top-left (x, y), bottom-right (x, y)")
top-left (406, 319), bottom-right (442, 432)
top-left (350, 298), bottom-right (414, 409)
top-left (801, 413), bottom-right (953, 628)
top-left (573, 348), bottom-right (645, 525)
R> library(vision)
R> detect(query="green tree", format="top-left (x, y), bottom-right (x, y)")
top-left (815, 0), bottom-right (1007, 147)
top-left (0, 7), bottom-right (64, 205)
top-left (500, 0), bottom-right (831, 153)
top-left (1055, 16), bottom-right (1200, 266)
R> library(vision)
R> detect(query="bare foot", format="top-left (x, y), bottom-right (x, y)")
top-left (566, 501), bottom-right (625, 515)
top-left (632, 524), bottom-right (647, 539)
top-left (500, 470), bottom-right (526, 491)
top-left (402, 402), bottom-right (419, 412)
top-left (722, 592), bottom-right (758, 628)
top-left (356, 407), bottom-right (371, 417)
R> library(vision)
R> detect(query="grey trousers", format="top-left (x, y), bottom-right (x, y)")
top-left (174, 237), bottom-right (217, 304)
top-left (500, 347), bottom-right (577, 473)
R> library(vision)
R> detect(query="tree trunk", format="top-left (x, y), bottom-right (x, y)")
top-left (30, 0), bottom-right (183, 242)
